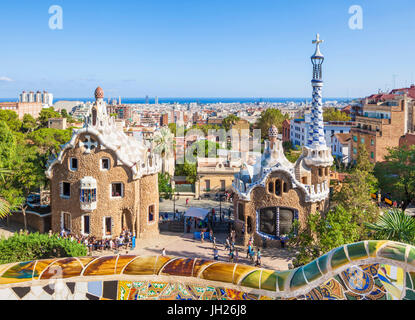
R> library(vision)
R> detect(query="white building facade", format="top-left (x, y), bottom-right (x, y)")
top-left (330, 133), bottom-right (352, 164)
top-left (19, 90), bottom-right (53, 107)
top-left (290, 114), bottom-right (354, 148)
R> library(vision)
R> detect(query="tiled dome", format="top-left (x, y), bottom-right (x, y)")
top-left (268, 125), bottom-right (278, 138)
top-left (94, 87), bottom-right (104, 100)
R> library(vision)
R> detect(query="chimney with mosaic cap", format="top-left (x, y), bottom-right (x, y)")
top-left (90, 86), bottom-right (108, 126)
top-left (268, 125), bottom-right (279, 149)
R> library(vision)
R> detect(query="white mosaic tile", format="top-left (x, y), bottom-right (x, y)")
top-left (21, 292), bottom-right (37, 300)
top-left (76, 282), bottom-right (88, 293)
top-left (0, 288), bottom-right (16, 300)
top-left (38, 292), bottom-right (53, 300)
top-left (30, 285), bottom-right (44, 297)
top-left (73, 292), bottom-right (87, 300)
top-left (55, 280), bottom-right (70, 299)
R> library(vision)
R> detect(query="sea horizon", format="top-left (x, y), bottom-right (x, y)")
top-left (0, 97), bottom-right (355, 104)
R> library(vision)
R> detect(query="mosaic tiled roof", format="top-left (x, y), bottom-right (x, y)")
top-left (1, 241), bottom-right (415, 300)
top-left (45, 88), bottom-right (162, 180)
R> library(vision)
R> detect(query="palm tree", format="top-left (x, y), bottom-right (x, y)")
top-left (0, 168), bottom-right (12, 219)
top-left (153, 127), bottom-right (175, 174)
top-left (365, 209), bottom-right (415, 244)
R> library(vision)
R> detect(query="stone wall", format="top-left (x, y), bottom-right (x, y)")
top-left (234, 171), bottom-right (314, 247)
top-left (138, 173), bottom-right (160, 239)
top-left (50, 132), bottom-right (158, 239)
top-left (8, 212), bottom-right (50, 233)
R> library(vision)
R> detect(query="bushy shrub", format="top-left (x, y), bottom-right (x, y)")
top-left (0, 232), bottom-right (87, 264)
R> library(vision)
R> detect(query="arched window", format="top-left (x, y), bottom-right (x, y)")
top-left (92, 108), bottom-right (97, 126)
top-left (283, 181), bottom-right (288, 193)
top-left (238, 203), bottom-right (244, 221)
top-left (279, 209), bottom-right (294, 235)
top-left (318, 168), bottom-right (323, 177)
top-left (275, 179), bottom-right (281, 196)
top-left (258, 207), bottom-right (296, 239)
top-left (268, 182), bottom-right (274, 193)
top-left (247, 216), bottom-right (253, 234)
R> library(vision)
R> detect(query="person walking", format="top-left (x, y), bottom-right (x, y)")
top-left (281, 238), bottom-right (286, 249)
top-left (225, 237), bottom-right (230, 250)
top-left (229, 248), bottom-right (234, 262)
top-left (201, 230), bottom-right (204, 243)
top-left (255, 248), bottom-right (261, 267)
top-left (249, 246), bottom-right (255, 263)
top-left (209, 229), bottom-right (213, 242)
top-left (246, 243), bottom-right (251, 258)
top-left (213, 246), bottom-right (219, 261)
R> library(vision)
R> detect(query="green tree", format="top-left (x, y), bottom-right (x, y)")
top-left (323, 108), bottom-right (351, 122)
top-left (175, 162), bottom-right (197, 184)
top-left (365, 209), bottom-right (415, 245)
top-left (332, 144), bottom-right (379, 238)
top-left (0, 122), bottom-right (17, 219)
top-left (0, 168), bottom-right (12, 219)
top-left (21, 114), bottom-right (37, 133)
top-left (186, 139), bottom-right (220, 160)
top-left (27, 127), bottom-right (72, 156)
top-left (222, 114), bottom-right (240, 131)
top-left (60, 109), bottom-right (68, 118)
top-left (255, 108), bottom-right (289, 139)
top-left (158, 172), bottom-right (174, 199)
top-left (1, 144), bottom-right (45, 230)
top-left (374, 145), bottom-right (415, 212)
top-left (0, 110), bottom-right (22, 132)
top-left (37, 107), bottom-right (61, 128)
top-left (153, 127), bottom-right (175, 173)
top-left (289, 205), bottom-right (360, 267)
top-left (168, 123), bottom-right (177, 136)
top-left (282, 141), bottom-right (301, 163)
top-left (0, 121), bottom-right (17, 169)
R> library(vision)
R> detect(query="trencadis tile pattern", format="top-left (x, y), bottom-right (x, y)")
top-left (0, 241), bottom-right (415, 300)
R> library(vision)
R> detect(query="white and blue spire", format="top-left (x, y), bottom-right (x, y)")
top-left (307, 34), bottom-right (326, 148)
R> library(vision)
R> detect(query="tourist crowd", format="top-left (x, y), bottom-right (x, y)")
top-left (211, 230), bottom-right (262, 267)
top-left (55, 228), bottom-right (134, 254)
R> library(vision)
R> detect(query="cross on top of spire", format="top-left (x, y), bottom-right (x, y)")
top-left (312, 33), bottom-right (324, 58)
top-left (313, 33), bottom-right (323, 46)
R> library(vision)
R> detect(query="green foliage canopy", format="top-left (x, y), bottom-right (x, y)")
top-left (37, 107), bottom-right (61, 128)
top-left (323, 108), bottom-right (351, 122)
top-left (255, 108), bottom-right (289, 139)
top-left (0, 232), bottom-right (87, 264)
top-left (222, 114), bottom-right (241, 131)
top-left (365, 209), bottom-right (415, 245)
top-left (374, 145), bottom-right (415, 211)
top-left (289, 206), bottom-right (360, 267)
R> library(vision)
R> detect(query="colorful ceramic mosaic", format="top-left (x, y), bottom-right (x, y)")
top-left (1, 241), bottom-right (415, 300)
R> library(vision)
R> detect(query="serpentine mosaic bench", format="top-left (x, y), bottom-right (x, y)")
top-left (0, 240), bottom-right (414, 300)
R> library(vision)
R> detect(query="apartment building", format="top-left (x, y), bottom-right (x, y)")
top-left (351, 88), bottom-right (415, 163)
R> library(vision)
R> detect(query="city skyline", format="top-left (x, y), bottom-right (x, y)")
top-left (0, 0), bottom-right (414, 98)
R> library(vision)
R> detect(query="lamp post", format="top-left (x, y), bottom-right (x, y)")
top-left (219, 192), bottom-right (222, 219)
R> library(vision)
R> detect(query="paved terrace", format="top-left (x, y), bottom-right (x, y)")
top-left (0, 197), bottom-right (296, 271)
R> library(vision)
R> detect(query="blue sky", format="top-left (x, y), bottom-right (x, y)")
top-left (0, 0), bottom-right (414, 98)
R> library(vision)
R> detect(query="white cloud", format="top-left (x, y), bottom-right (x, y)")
top-left (0, 76), bottom-right (14, 82)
